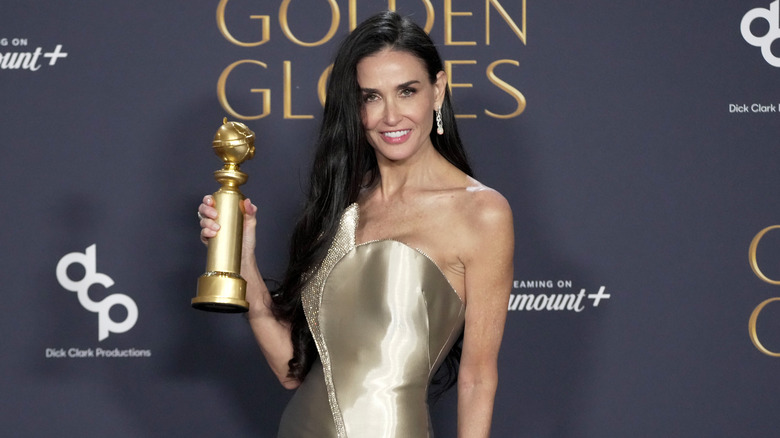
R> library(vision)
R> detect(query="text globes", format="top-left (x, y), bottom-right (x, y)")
top-left (215, 0), bottom-right (527, 120)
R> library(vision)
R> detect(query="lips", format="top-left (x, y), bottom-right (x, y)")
top-left (381, 129), bottom-right (411, 143)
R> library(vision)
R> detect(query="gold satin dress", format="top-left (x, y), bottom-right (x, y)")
top-left (277, 204), bottom-right (466, 438)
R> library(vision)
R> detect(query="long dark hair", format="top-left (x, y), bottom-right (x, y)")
top-left (271, 11), bottom-right (472, 387)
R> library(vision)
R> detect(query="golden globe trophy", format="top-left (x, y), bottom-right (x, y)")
top-left (192, 118), bottom-right (255, 313)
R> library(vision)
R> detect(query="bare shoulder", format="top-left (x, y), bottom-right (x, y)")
top-left (445, 178), bottom-right (514, 265)
top-left (460, 178), bottom-right (513, 232)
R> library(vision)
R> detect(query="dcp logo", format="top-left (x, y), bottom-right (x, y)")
top-left (56, 244), bottom-right (138, 341)
top-left (741, 0), bottom-right (780, 67)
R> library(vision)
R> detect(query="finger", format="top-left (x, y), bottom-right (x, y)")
top-left (198, 201), bottom-right (218, 221)
top-left (201, 227), bottom-right (218, 239)
top-left (200, 226), bottom-right (218, 246)
top-left (240, 198), bottom-right (258, 253)
top-left (243, 198), bottom-right (258, 218)
top-left (198, 205), bottom-right (216, 219)
top-left (200, 218), bottom-right (220, 231)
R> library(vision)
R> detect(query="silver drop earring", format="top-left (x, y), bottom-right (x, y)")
top-left (436, 107), bottom-right (444, 135)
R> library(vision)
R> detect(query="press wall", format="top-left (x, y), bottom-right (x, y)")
top-left (2, 1), bottom-right (780, 436)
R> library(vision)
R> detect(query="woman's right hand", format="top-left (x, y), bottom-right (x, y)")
top-left (197, 195), bottom-right (258, 256)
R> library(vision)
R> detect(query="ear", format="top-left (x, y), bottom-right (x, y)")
top-left (433, 70), bottom-right (447, 108)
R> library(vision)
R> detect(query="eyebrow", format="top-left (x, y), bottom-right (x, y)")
top-left (360, 80), bottom-right (421, 94)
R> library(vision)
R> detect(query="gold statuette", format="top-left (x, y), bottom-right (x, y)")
top-left (193, 118), bottom-right (255, 312)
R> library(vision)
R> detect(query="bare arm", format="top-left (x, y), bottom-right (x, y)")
top-left (198, 195), bottom-right (300, 389)
top-left (457, 191), bottom-right (514, 437)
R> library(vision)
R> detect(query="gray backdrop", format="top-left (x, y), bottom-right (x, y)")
top-left (2, 1), bottom-right (780, 436)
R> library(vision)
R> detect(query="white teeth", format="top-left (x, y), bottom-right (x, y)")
top-left (383, 130), bottom-right (410, 138)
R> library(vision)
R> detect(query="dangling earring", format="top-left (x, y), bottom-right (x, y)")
top-left (436, 107), bottom-right (444, 135)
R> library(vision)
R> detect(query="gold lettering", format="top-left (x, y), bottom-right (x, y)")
top-left (283, 61), bottom-right (314, 119)
top-left (348, 0), bottom-right (434, 32)
top-left (486, 0), bottom-right (526, 45)
top-left (749, 225), bottom-right (780, 285)
top-left (444, 0), bottom-right (476, 46)
top-left (749, 297), bottom-right (780, 357)
top-left (216, 0), bottom-right (270, 47)
top-left (444, 60), bottom-right (477, 119)
top-left (279, 0), bottom-right (340, 47)
top-left (485, 59), bottom-right (526, 119)
top-left (217, 60), bottom-right (271, 120)
top-left (317, 64), bottom-right (334, 107)
top-left (418, 0), bottom-right (436, 34)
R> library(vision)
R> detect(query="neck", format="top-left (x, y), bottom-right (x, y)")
top-left (372, 145), bottom-right (451, 201)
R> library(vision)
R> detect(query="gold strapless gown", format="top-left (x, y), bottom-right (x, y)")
top-left (277, 204), bottom-right (466, 438)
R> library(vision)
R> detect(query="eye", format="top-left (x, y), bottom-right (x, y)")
top-left (399, 87), bottom-right (416, 97)
top-left (362, 92), bottom-right (379, 103)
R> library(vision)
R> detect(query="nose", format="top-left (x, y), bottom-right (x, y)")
top-left (383, 98), bottom-right (401, 125)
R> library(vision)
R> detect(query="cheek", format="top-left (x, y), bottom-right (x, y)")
top-left (359, 109), bottom-right (377, 146)
top-left (418, 107), bottom-right (434, 128)
top-left (361, 106), bottom-right (380, 129)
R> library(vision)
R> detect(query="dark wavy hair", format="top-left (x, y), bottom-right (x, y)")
top-left (271, 11), bottom-right (472, 390)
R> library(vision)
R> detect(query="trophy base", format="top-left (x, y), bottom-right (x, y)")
top-left (193, 272), bottom-right (249, 313)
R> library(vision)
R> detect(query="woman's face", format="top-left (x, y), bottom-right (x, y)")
top-left (356, 49), bottom-right (446, 164)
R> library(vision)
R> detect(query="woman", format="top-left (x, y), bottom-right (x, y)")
top-left (198, 11), bottom-right (514, 437)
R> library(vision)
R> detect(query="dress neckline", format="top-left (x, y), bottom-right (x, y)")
top-left (348, 202), bottom-right (463, 302)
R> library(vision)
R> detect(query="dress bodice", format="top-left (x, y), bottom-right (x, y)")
top-left (278, 204), bottom-right (465, 438)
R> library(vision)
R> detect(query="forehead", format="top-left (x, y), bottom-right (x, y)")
top-left (356, 49), bottom-right (429, 87)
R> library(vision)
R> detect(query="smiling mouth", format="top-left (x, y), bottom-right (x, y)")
top-left (382, 129), bottom-right (410, 138)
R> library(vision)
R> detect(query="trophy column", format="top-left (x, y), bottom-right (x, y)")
top-left (192, 119), bottom-right (255, 313)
